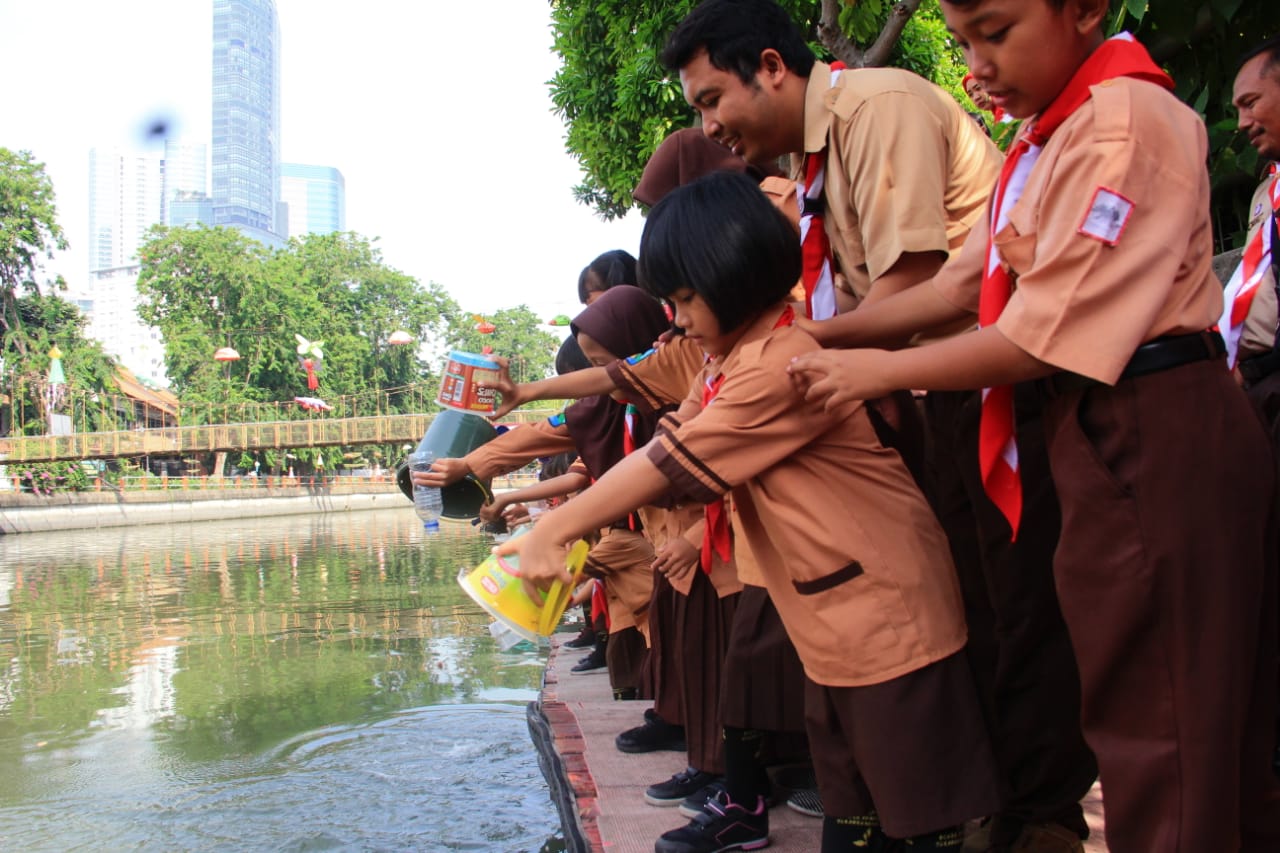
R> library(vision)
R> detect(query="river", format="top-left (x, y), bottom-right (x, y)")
top-left (0, 509), bottom-right (564, 851)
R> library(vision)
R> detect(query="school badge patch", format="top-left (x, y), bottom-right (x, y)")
top-left (1078, 186), bottom-right (1134, 246)
top-left (625, 348), bottom-right (656, 365)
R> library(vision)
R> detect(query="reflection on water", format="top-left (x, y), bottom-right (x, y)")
top-left (0, 510), bottom-right (562, 851)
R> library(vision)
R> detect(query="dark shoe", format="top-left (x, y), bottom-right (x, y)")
top-left (645, 767), bottom-right (720, 807)
top-left (654, 794), bottom-right (769, 853)
top-left (783, 788), bottom-right (822, 819)
top-left (570, 643), bottom-right (607, 674)
top-left (678, 780), bottom-right (728, 818)
top-left (616, 713), bottom-right (686, 753)
top-left (563, 626), bottom-right (596, 649)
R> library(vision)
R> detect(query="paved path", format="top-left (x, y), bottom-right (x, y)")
top-left (532, 633), bottom-right (1107, 852)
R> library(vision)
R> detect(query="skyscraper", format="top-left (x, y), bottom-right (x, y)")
top-left (161, 140), bottom-right (210, 227)
top-left (87, 147), bottom-right (162, 273)
top-left (211, 0), bottom-right (282, 246)
top-left (280, 163), bottom-right (346, 238)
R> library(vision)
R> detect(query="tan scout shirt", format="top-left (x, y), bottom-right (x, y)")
top-left (585, 526), bottom-right (655, 637)
top-left (933, 78), bottom-right (1222, 384)
top-left (1239, 174), bottom-right (1279, 360)
top-left (637, 503), bottom-right (742, 598)
top-left (645, 307), bottom-right (967, 687)
top-left (606, 334), bottom-right (708, 416)
top-left (793, 62), bottom-right (1002, 301)
top-left (464, 417), bottom-right (575, 481)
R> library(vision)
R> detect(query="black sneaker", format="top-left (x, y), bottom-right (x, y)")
top-left (655, 794), bottom-right (769, 853)
top-left (645, 768), bottom-right (720, 807)
top-left (563, 627), bottom-right (597, 649)
top-left (570, 644), bottom-right (607, 674)
top-left (616, 713), bottom-right (686, 753)
top-left (678, 780), bottom-right (728, 818)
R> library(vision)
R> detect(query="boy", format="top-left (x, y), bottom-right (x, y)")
top-left (790, 2), bottom-right (1280, 850)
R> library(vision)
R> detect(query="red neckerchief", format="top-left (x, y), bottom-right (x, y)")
top-left (1221, 163), bottom-right (1280, 367)
top-left (699, 306), bottom-right (795, 573)
top-left (978, 34), bottom-right (1173, 540)
top-left (798, 63), bottom-right (846, 321)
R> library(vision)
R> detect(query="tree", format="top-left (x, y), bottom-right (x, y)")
top-left (0, 148), bottom-right (68, 350)
top-left (548, 0), bottom-right (960, 219)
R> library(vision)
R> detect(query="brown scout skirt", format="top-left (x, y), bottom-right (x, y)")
top-left (804, 650), bottom-right (1002, 838)
top-left (719, 584), bottom-right (807, 733)
top-left (673, 568), bottom-right (739, 774)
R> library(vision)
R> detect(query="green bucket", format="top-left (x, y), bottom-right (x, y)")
top-left (396, 409), bottom-right (499, 519)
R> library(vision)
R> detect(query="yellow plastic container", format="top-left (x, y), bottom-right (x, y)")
top-left (457, 536), bottom-right (588, 645)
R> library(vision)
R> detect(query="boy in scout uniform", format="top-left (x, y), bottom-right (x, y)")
top-left (660, 2), bottom-right (1096, 849)
top-left (790, 2), bottom-right (1280, 849)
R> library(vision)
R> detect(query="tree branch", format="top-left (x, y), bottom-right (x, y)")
top-left (816, 0), bottom-right (864, 67)
top-left (864, 0), bottom-right (925, 68)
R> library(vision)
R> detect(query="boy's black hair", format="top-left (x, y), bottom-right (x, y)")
top-left (538, 451), bottom-right (577, 481)
top-left (637, 170), bottom-right (800, 334)
top-left (660, 0), bottom-right (815, 83)
top-left (1238, 36), bottom-right (1280, 77)
top-left (576, 249), bottom-right (638, 304)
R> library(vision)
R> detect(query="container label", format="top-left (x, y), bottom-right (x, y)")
top-left (437, 354), bottom-right (499, 415)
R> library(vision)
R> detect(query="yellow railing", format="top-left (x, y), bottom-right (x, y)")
top-left (0, 408), bottom-right (562, 463)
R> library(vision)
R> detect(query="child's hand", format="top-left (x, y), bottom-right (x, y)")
top-left (479, 497), bottom-right (508, 524)
top-left (502, 503), bottom-right (532, 528)
top-left (493, 527), bottom-right (573, 599)
top-left (787, 349), bottom-right (891, 412)
top-left (478, 357), bottom-right (525, 419)
top-left (413, 457), bottom-right (470, 488)
top-left (652, 538), bottom-right (699, 582)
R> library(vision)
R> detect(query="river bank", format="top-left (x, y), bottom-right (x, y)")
top-left (0, 479), bottom-right (408, 534)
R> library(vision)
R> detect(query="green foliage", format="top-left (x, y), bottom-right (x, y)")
top-left (0, 148), bottom-right (67, 339)
top-left (12, 461), bottom-right (88, 495)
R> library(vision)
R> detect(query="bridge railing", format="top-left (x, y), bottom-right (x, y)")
top-left (0, 407), bottom-right (564, 464)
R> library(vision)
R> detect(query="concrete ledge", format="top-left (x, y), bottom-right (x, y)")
top-left (0, 489), bottom-right (407, 534)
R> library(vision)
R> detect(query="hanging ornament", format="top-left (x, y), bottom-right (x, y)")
top-left (295, 334), bottom-right (324, 391)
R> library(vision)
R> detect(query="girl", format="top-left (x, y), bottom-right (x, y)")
top-left (498, 171), bottom-right (1000, 853)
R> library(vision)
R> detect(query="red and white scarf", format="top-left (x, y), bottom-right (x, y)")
top-left (978, 33), bottom-right (1173, 539)
top-left (797, 63), bottom-right (846, 321)
top-left (699, 306), bottom-right (795, 573)
top-left (1220, 163), bottom-right (1280, 368)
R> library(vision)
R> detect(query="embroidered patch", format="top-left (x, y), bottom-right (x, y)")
top-left (547, 411), bottom-right (566, 428)
top-left (1078, 187), bottom-right (1134, 246)
top-left (625, 348), bottom-right (656, 365)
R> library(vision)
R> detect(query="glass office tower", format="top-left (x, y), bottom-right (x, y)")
top-left (211, 0), bottom-right (281, 243)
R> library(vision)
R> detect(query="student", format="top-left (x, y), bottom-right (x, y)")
top-left (579, 249), bottom-right (638, 306)
top-left (789, 3), bottom-right (1280, 850)
top-left (500, 171), bottom-right (1001, 853)
top-left (660, 3), bottom-right (1095, 847)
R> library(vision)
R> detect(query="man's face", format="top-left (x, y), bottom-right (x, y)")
top-left (1234, 53), bottom-right (1280, 162)
top-left (964, 77), bottom-right (994, 112)
top-left (942, 0), bottom-right (1104, 120)
top-left (679, 49), bottom-right (785, 164)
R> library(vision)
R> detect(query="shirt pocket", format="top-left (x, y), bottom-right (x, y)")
top-left (993, 219), bottom-right (1037, 280)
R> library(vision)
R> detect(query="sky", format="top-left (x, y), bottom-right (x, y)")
top-left (0, 0), bottom-right (650, 327)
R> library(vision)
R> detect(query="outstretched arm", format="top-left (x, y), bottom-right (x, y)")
top-left (796, 275), bottom-right (973, 350)
top-left (483, 358), bottom-right (618, 419)
top-left (494, 452), bottom-right (671, 594)
top-left (479, 471), bottom-right (591, 523)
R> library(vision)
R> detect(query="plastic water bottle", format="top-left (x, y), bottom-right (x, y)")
top-left (408, 451), bottom-right (442, 531)
top-left (488, 620), bottom-right (524, 651)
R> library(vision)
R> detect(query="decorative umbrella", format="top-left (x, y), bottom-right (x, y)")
top-left (294, 396), bottom-right (332, 412)
top-left (545, 314), bottom-right (572, 327)
top-left (214, 346), bottom-right (241, 362)
top-left (388, 330), bottom-right (414, 345)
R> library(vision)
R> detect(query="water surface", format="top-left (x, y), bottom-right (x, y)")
top-left (0, 510), bottom-right (561, 851)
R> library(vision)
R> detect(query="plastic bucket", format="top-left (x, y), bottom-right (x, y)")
top-left (396, 409), bottom-right (498, 518)
top-left (457, 537), bottom-right (589, 644)
top-left (437, 350), bottom-right (501, 416)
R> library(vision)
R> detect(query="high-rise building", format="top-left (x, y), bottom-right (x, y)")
top-left (87, 147), bottom-right (163, 273)
top-left (280, 163), bottom-right (346, 238)
top-left (211, 0), bottom-right (282, 246)
top-left (161, 140), bottom-right (210, 227)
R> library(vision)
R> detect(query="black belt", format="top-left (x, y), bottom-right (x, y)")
top-left (1238, 349), bottom-right (1280, 385)
top-left (1046, 330), bottom-right (1225, 395)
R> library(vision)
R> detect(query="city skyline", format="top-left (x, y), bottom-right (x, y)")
top-left (0, 1), bottom-right (648, 327)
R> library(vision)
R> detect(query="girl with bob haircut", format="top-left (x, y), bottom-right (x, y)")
top-left (498, 171), bottom-right (1000, 853)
